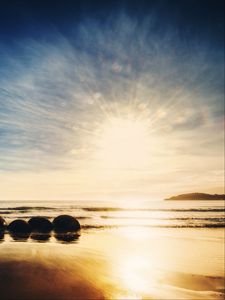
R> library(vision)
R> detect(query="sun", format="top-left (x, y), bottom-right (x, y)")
top-left (94, 117), bottom-right (151, 169)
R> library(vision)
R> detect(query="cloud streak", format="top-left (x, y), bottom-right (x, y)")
top-left (0, 13), bottom-right (224, 199)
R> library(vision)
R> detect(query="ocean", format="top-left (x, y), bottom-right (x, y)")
top-left (0, 200), bottom-right (224, 229)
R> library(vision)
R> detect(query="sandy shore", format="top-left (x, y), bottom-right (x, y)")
top-left (0, 228), bottom-right (224, 300)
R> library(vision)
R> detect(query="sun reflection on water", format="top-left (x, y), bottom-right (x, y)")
top-left (115, 293), bottom-right (142, 300)
top-left (109, 227), bottom-right (161, 299)
top-left (120, 226), bottom-right (152, 240)
top-left (120, 255), bottom-right (151, 291)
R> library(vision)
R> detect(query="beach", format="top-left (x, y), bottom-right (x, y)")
top-left (0, 225), bottom-right (224, 300)
top-left (0, 200), bottom-right (224, 299)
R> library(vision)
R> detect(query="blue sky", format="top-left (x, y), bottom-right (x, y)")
top-left (0, 0), bottom-right (224, 200)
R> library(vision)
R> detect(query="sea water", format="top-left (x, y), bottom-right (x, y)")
top-left (0, 200), bottom-right (224, 228)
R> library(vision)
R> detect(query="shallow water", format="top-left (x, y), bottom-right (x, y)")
top-left (0, 200), bottom-right (224, 228)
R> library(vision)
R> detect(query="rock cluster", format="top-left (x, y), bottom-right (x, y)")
top-left (0, 215), bottom-right (81, 234)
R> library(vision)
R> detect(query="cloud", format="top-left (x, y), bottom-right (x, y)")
top-left (0, 13), bottom-right (223, 198)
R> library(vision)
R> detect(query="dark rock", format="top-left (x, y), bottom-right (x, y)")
top-left (28, 217), bottom-right (52, 233)
top-left (9, 232), bottom-right (30, 241)
top-left (30, 233), bottom-right (51, 242)
top-left (0, 216), bottom-right (6, 231)
top-left (55, 233), bottom-right (80, 243)
top-left (8, 219), bottom-right (31, 234)
top-left (0, 231), bottom-right (4, 242)
top-left (53, 215), bottom-right (81, 232)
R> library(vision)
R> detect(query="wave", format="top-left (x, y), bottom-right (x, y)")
top-left (2, 215), bottom-right (92, 220)
top-left (82, 207), bottom-right (225, 212)
top-left (1, 206), bottom-right (224, 213)
top-left (82, 224), bottom-right (225, 229)
top-left (100, 216), bottom-right (225, 221)
top-left (0, 206), bottom-right (58, 211)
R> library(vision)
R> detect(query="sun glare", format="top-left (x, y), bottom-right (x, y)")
top-left (95, 117), bottom-right (151, 169)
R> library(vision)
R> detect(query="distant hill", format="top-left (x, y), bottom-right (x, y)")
top-left (165, 193), bottom-right (225, 200)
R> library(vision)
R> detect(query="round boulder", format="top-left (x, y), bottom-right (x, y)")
top-left (55, 233), bottom-right (80, 243)
top-left (30, 233), bottom-right (51, 242)
top-left (10, 231), bottom-right (30, 241)
top-left (0, 231), bottom-right (4, 242)
top-left (28, 217), bottom-right (52, 233)
top-left (8, 219), bottom-right (31, 234)
top-left (53, 215), bottom-right (80, 232)
top-left (0, 216), bottom-right (6, 231)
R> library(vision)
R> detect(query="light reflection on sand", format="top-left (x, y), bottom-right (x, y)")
top-left (0, 227), bottom-right (224, 299)
top-left (119, 254), bottom-right (153, 293)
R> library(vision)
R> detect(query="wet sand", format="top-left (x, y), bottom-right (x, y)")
top-left (0, 228), bottom-right (224, 300)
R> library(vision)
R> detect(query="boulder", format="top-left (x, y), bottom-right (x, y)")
top-left (30, 233), bottom-right (51, 242)
top-left (0, 231), bottom-right (4, 242)
top-left (0, 216), bottom-right (6, 231)
top-left (10, 231), bottom-right (30, 241)
top-left (8, 219), bottom-right (31, 234)
top-left (55, 233), bottom-right (80, 243)
top-left (53, 215), bottom-right (80, 232)
top-left (28, 217), bottom-right (52, 233)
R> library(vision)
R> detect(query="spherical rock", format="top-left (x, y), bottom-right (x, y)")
top-left (0, 231), bottom-right (4, 242)
top-left (8, 219), bottom-right (31, 234)
top-left (10, 231), bottom-right (30, 241)
top-left (0, 216), bottom-right (6, 231)
top-left (54, 233), bottom-right (80, 243)
top-left (28, 217), bottom-right (52, 233)
top-left (30, 233), bottom-right (51, 242)
top-left (53, 215), bottom-right (81, 232)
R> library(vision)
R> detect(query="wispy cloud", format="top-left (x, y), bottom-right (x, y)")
top-left (0, 13), bottom-right (223, 198)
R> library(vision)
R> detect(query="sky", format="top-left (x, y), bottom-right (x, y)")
top-left (0, 0), bottom-right (224, 201)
